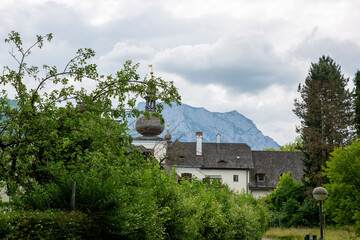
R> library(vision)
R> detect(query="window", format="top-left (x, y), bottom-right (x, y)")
top-left (233, 175), bottom-right (239, 182)
top-left (256, 174), bottom-right (265, 182)
top-left (203, 175), bottom-right (222, 183)
top-left (181, 173), bottom-right (192, 180)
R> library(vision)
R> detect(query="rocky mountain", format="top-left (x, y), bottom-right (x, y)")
top-left (128, 102), bottom-right (280, 150)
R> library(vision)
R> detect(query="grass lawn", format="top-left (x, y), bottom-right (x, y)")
top-left (263, 226), bottom-right (359, 240)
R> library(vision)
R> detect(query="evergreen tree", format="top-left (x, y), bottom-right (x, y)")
top-left (353, 70), bottom-right (360, 136)
top-left (293, 56), bottom-right (353, 190)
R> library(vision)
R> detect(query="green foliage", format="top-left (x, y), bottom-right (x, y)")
top-left (185, 180), bottom-right (269, 240)
top-left (262, 147), bottom-right (280, 151)
top-left (14, 165), bottom-right (269, 239)
top-left (354, 70), bottom-right (360, 137)
top-left (0, 210), bottom-right (93, 240)
top-left (294, 55), bottom-right (353, 189)
top-left (263, 137), bottom-right (302, 152)
top-left (280, 136), bottom-right (302, 151)
top-left (0, 31), bottom-right (181, 197)
top-left (325, 139), bottom-right (360, 234)
top-left (266, 173), bottom-right (318, 227)
top-left (11, 152), bottom-right (167, 239)
top-left (0, 32), bottom-right (268, 239)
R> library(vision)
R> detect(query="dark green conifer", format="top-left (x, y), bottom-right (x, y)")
top-left (294, 56), bottom-right (353, 190)
top-left (353, 70), bottom-right (360, 136)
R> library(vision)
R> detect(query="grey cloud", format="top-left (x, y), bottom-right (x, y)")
top-left (291, 37), bottom-right (360, 77)
top-left (153, 32), bottom-right (302, 93)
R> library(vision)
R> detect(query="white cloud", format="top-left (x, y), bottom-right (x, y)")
top-left (2, 0), bottom-right (360, 145)
top-left (99, 42), bottom-right (155, 67)
top-left (151, 31), bottom-right (303, 93)
top-left (291, 35), bottom-right (360, 77)
top-left (48, 0), bottom-right (163, 26)
top-left (159, 71), bottom-right (300, 145)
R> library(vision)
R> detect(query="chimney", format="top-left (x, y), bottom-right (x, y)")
top-left (216, 133), bottom-right (221, 143)
top-left (196, 132), bottom-right (203, 155)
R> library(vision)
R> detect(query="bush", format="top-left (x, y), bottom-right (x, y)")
top-left (325, 139), bottom-right (360, 235)
top-left (266, 172), bottom-right (318, 227)
top-left (11, 159), bottom-right (269, 239)
top-left (179, 179), bottom-right (269, 240)
top-left (13, 152), bottom-right (166, 240)
top-left (0, 210), bottom-right (93, 240)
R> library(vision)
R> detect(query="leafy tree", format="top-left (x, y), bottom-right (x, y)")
top-left (354, 70), bottom-right (360, 136)
top-left (280, 136), bottom-right (302, 151)
top-left (293, 55), bottom-right (353, 189)
top-left (263, 136), bottom-right (302, 151)
top-left (266, 172), bottom-right (318, 227)
top-left (0, 32), bottom-right (270, 239)
top-left (0, 31), bottom-right (181, 197)
top-left (324, 139), bottom-right (360, 234)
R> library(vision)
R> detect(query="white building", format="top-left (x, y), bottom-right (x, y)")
top-left (165, 132), bottom-right (303, 197)
top-left (132, 97), bottom-right (303, 197)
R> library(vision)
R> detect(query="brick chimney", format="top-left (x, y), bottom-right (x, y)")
top-left (196, 132), bottom-right (203, 155)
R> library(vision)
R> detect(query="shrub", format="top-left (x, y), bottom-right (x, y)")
top-left (325, 139), bottom-right (360, 235)
top-left (0, 210), bottom-right (93, 240)
top-left (10, 151), bottom-right (269, 240)
top-left (266, 172), bottom-right (318, 227)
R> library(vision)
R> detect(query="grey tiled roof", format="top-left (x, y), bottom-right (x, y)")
top-left (167, 142), bottom-right (254, 169)
top-left (166, 141), bottom-right (304, 191)
top-left (249, 151), bottom-right (304, 190)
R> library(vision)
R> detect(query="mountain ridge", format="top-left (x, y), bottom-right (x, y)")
top-left (129, 102), bottom-right (280, 150)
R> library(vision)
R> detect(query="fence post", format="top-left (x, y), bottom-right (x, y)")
top-left (71, 181), bottom-right (76, 210)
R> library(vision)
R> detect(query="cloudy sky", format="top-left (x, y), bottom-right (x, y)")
top-left (1, 0), bottom-right (360, 145)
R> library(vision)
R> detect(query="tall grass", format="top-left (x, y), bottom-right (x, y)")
top-left (263, 226), bottom-right (359, 240)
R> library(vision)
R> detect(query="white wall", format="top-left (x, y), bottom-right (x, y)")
top-left (250, 189), bottom-right (272, 198)
top-left (175, 167), bottom-right (249, 193)
top-left (1, 187), bottom-right (9, 202)
top-left (132, 140), bottom-right (168, 162)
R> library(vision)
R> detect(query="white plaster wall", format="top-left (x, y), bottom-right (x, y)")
top-left (132, 140), bottom-right (168, 162)
top-left (153, 142), bottom-right (167, 161)
top-left (175, 167), bottom-right (249, 193)
top-left (250, 190), bottom-right (272, 198)
top-left (0, 187), bottom-right (9, 202)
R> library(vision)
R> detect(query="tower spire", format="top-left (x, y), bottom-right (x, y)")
top-left (145, 64), bottom-right (156, 112)
top-left (135, 65), bottom-right (164, 137)
top-left (149, 64), bottom-right (154, 79)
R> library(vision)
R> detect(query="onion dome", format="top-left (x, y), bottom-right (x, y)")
top-left (136, 115), bottom-right (164, 136)
top-left (135, 65), bottom-right (165, 137)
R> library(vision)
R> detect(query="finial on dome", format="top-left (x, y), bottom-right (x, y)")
top-left (149, 64), bottom-right (154, 79)
top-left (164, 123), bottom-right (172, 141)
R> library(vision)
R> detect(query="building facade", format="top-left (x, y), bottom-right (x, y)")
top-left (132, 96), bottom-right (304, 197)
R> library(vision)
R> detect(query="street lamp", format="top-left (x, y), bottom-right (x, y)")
top-left (313, 187), bottom-right (328, 240)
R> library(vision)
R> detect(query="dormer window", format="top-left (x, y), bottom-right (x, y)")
top-left (218, 160), bottom-right (227, 163)
top-left (256, 174), bottom-right (265, 182)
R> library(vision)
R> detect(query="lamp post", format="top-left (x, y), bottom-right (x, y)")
top-left (313, 187), bottom-right (328, 240)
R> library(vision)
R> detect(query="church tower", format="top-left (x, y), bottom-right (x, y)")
top-left (132, 66), bottom-right (169, 161)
